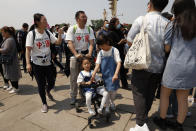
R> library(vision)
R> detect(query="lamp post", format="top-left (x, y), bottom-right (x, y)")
top-left (108, 0), bottom-right (118, 18)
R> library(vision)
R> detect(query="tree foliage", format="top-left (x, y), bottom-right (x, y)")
top-left (91, 19), bottom-right (104, 31)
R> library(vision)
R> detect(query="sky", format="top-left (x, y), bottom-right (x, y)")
top-left (0, 0), bottom-right (193, 29)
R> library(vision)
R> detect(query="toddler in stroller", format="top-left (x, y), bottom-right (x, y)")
top-left (77, 57), bottom-right (110, 116)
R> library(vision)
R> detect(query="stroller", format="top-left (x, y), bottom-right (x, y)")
top-left (76, 80), bottom-right (111, 128)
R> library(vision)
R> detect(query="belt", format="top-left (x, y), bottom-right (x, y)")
top-left (76, 50), bottom-right (88, 55)
top-left (36, 56), bottom-right (46, 58)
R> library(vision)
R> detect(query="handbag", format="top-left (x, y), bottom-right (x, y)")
top-left (124, 16), bottom-right (151, 70)
top-left (0, 55), bottom-right (13, 64)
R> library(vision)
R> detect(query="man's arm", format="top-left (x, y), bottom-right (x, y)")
top-left (86, 39), bottom-right (94, 57)
top-left (68, 40), bottom-right (82, 58)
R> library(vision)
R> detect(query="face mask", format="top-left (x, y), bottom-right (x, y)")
top-left (105, 24), bottom-right (109, 29)
top-left (116, 24), bottom-right (121, 30)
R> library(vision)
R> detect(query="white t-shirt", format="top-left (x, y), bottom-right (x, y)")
top-left (77, 70), bottom-right (101, 83)
top-left (66, 24), bottom-right (95, 52)
top-left (26, 29), bottom-right (57, 66)
top-left (96, 47), bottom-right (121, 65)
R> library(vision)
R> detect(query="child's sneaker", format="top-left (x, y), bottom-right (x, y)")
top-left (97, 108), bottom-right (103, 114)
top-left (110, 104), bottom-right (116, 111)
top-left (6, 86), bottom-right (13, 91)
top-left (130, 123), bottom-right (150, 131)
top-left (3, 84), bottom-right (9, 90)
top-left (9, 88), bottom-right (19, 94)
top-left (88, 109), bottom-right (96, 116)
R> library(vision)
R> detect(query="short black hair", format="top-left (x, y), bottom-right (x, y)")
top-left (55, 24), bottom-right (59, 28)
top-left (150, 0), bottom-right (168, 11)
top-left (33, 13), bottom-right (44, 27)
top-left (22, 23), bottom-right (29, 28)
top-left (75, 11), bottom-right (85, 20)
top-left (81, 56), bottom-right (91, 63)
top-left (96, 33), bottom-right (111, 46)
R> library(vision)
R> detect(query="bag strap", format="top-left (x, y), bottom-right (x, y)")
top-left (73, 24), bottom-right (91, 34)
top-left (80, 71), bottom-right (85, 79)
top-left (139, 15), bottom-right (148, 33)
top-left (32, 29), bottom-right (51, 44)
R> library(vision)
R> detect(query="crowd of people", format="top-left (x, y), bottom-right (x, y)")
top-left (0, 0), bottom-right (196, 131)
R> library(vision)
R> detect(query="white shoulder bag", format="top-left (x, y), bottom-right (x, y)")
top-left (124, 16), bottom-right (151, 70)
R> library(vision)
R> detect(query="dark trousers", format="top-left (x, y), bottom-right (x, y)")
top-left (21, 52), bottom-right (26, 72)
top-left (33, 64), bottom-right (55, 105)
top-left (55, 46), bottom-right (62, 63)
top-left (131, 70), bottom-right (162, 126)
top-left (119, 54), bottom-right (128, 88)
top-left (120, 63), bottom-right (128, 88)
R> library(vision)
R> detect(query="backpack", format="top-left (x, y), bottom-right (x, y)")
top-left (32, 29), bottom-right (50, 42)
top-left (73, 25), bottom-right (91, 34)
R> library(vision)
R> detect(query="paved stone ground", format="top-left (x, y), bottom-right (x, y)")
top-left (0, 66), bottom-right (195, 131)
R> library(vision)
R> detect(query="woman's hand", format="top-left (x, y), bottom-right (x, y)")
top-left (26, 63), bottom-right (32, 73)
top-left (91, 74), bottom-right (95, 82)
top-left (112, 74), bottom-right (118, 83)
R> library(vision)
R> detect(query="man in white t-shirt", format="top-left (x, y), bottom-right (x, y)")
top-left (66, 11), bottom-right (95, 105)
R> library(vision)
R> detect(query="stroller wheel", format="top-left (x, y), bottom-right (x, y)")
top-left (106, 113), bottom-right (111, 122)
top-left (89, 124), bottom-right (94, 128)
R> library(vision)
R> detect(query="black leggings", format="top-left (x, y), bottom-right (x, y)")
top-left (33, 64), bottom-right (55, 105)
top-left (0, 64), bottom-right (8, 84)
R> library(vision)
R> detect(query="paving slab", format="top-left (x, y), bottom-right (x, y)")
top-left (115, 98), bottom-right (135, 113)
top-left (0, 120), bottom-right (42, 131)
top-left (0, 99), bottom-right (40, 130)
top-left (25, 109), bottom-right (87, 131)
top-left (117, 89), bottom-right (133, 100)
top-left (0, 89), bottom-right (15, 100)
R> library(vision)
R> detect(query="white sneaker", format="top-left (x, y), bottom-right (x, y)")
top-left (130, 123), bottom-right (149, 131)
top-left (9, 88), bottom-right (19, 94)
top-left (6, 86), bottom-right (13, 91)
top-left (188, 97), bottom-right (194, 103)
top-left (88, 109), bottom-right (96, 116)
top-left (41, 104), bottom-right (48, 113)
top-left (3, 84), bottom-right (9, 90)
top-left (97, 108), bottom-right (103, 114)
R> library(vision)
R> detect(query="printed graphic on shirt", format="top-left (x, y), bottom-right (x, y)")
top-left (35, 38), bottom-right (50, 49)
top-left (75, 33), bottom-right (89, 43)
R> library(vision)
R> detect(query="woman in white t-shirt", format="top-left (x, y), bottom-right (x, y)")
top-left (26, 13), bottom-right (63, 113)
